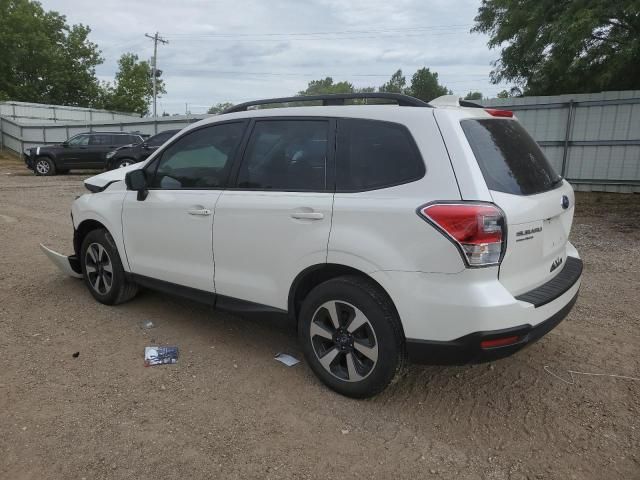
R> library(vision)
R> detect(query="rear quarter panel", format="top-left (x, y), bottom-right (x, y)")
top-left (328, 109), bottom-right (466, 274)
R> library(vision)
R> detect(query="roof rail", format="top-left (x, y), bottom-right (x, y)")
top-left (223, 93), bottom-right (431, 114)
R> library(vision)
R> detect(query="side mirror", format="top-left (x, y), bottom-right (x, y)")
top-left (125, 169), bottom-right (149, 201)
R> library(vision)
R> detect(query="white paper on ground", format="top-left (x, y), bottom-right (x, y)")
top-left (274, 352), bottom-right (300, 367)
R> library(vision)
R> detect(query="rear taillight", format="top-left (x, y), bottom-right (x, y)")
top-left (418, 203), bottom-right (505, 267)
top-left (484, 108), bottom-right (513, 117)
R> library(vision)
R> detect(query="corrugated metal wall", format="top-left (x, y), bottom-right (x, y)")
top-left (0, 101), bottom-right (140, 123)
top-left (0, 114), bottom-right (206, 154)
top-left (483, 91), bottom-right (640, 193)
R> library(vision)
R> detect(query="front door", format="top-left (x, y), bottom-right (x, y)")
top-left (121, 121), bottom-right (247, 292)
top-left (60, 133), bottom-right (90, 167)
top-left (213, 118), bottom-right (334, 309)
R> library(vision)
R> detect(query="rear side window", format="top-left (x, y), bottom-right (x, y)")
top-left (460, 119), bottom-right (561, 195)
top-left (236, 120), bottom-right (328, 191)
top-left (147, 131), bottom-right (174, 146)
top-left (336, 119), bottom-right (424, 191)
top-left (89, 134), bottom-right (112, 146)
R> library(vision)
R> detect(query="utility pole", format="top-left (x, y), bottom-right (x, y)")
top-left (144, 32), bottom-right (168, 118)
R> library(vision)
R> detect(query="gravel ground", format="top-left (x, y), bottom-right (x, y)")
top-left (0, 153), bottom-right (638, 480)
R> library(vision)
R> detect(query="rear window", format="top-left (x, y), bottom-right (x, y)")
top-left (336, 119), bottom-right (424, 191)
top-left (460, 119), bottom-right (561, 195)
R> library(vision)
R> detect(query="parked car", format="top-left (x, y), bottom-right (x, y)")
top-left (24, 131), bottom-right (147, 176)
top-left (105, 129), bottom-right (181, 170)
top-left (41, 93), bottom-right (582, 398)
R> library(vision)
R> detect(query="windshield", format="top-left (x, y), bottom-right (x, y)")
top-left (461, 119), bottom-right (561, 196)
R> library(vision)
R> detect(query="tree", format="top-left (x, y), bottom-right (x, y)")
top-left (0, 0), bottom-right (103, 105)
top-left (408, 68), bottom-right (451, 102)
top-left (464, 91), bottom-right (483, 100)
top-left (473, 0), bottom-right (640, 95)
top-left (379, 69), bottom-right (408, 94)
top-left (298, 77), bottom-right (355, 95)
top-left (495, 86), bottom-right (522, 98)
top-left (208, 102), bottom-right (234, 114)
top-left (99, 53), bottom-right (164, 115)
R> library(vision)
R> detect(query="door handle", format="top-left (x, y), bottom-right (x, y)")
top-left (290, 211), bottom-right (324, 220)
top-left (187, 208), bottom-right (212, 216)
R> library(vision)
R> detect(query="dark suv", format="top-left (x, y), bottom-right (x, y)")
top-left (25, 132), bottom-right (147, 176)
top-left (105, 129), bottom-right (180, 170)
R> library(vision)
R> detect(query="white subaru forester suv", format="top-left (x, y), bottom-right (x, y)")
top-left (42, 93), bottom-right (582, 398)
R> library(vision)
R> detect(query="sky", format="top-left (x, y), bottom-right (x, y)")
top-left (41, 0), bottom-right (511, 115)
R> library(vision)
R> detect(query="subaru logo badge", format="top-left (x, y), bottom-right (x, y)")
top-left (561, 195), bottom-right (570, 210)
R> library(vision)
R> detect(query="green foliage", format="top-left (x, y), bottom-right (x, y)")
top-left (379, 69), bottom-right (408, 94)
top-left (298, 77), bottom-right (355, 95)
top-left (99, 53), bottom-right (164, 115)
top-left (464, 91), bottom-right (483, 100)
top-left (496, 86), bottom-right (522, 98)
top-left (473, 0), bottom-right (640, 95)
top-left (208, 102), bottom-right (234, 114)
top-left (0, 0), bottom-right (103, 105)
top-left (408, 68), bottom-right (451, 102)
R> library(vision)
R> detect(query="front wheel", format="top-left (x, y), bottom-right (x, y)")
top-left (115, 158), bottom-right (135, 169)
top-left (80, 229), bottom-right (138, 305)
top-left (34, 157), bottom-right (55, 176)
top-left (298, 275), bottom-right (406, 398)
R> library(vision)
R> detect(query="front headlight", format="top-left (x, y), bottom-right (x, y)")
top-left (105, 151), bottom-right (116, 159)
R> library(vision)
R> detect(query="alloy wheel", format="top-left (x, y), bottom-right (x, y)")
top-left (84, 242), bottom-right (113, 295)
top-left (310, 300), bottom-right (379, 382)
top-left (36, 160), bottom-right (50, 175)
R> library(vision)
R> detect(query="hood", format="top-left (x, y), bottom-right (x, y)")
top-left (84, 162), bottom-right (141, 192)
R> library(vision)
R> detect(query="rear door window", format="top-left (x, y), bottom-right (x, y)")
top-left (460, 119), bottom-right (561, 195)
top-left (89, 134), bottom-right (112, 146)
top-left (236, 120), bottom-right (329, 191)
top-left (336, 119), bottom-right (424, 191)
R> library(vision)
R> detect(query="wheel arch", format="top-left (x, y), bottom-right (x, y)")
top-left (73, 219), bottom-right (109, 257)
top-left (288, 263), bottom-right (405, 337)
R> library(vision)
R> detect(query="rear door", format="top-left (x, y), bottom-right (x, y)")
top-left (212, 118), bottom-right (334, 309)
top-left (459, 117), bottom-right (575, 296)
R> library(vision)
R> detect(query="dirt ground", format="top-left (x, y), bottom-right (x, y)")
top-left (0, 152), bottom-right (638, 480)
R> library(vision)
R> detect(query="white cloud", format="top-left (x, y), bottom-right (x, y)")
top-left (42, 0), bottom-right (510, 114)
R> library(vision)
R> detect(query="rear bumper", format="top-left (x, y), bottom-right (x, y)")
top-left (406, 291), bottom-right (578, 364)
top-left (369, 246), bottom-right (582, 365)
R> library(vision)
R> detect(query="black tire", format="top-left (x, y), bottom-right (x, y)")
top-left (80, 228), bottom-right (138, 305)
top-left (114, 158), bottom-right (135, 169)
top-left (298, 275), bottom-right (406, 398)
top-left (34, 157), bottom-right (56, 176)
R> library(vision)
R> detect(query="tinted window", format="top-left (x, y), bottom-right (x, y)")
top-left (460, 119), bottom-right (561, 195)
top-left (336, 119), bottom-right (424, 191)
top-left (89, 134), bottom-right (113, 146)
top-left (147, 131), bottom-right (175, 147)
top-left (150, 122), bottom-right (244, 189)
top-left (237, 120), bottom-right (328, 191)
top-left (67, 134), bottom-right (89, 146)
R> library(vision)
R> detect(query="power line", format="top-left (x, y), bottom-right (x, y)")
top-left (145, 32), bottom-right (169, 118)
top-left (161, 23), bottom-right (472, 38)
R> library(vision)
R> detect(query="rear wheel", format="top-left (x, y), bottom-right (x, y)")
top-left (298, 275), bottom-right (405, 398)
top-left (34, 157), bottom-right (55, 176)
top-left (80, 229), bottom-right (138, 305)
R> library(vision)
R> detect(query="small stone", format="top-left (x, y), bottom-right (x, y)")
top-left (489, 364), bottom-right (495, 371)
top-left (430, 469), bottom-right (436, 474)
top-left (233, 364), bottom-right (238, 368)
top-left (21, 426), bottom-right (27, 431)
top-left (341, 429), bottom-right (349, 435)
top-left (160, 385), bottom-right (166, 390)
